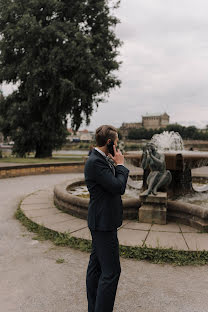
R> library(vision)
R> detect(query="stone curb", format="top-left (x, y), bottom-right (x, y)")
top-left (0, 162), bottom-right (85, 179)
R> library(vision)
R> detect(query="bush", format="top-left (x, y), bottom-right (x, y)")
top-left (127, 124), bottom-right (208, 141)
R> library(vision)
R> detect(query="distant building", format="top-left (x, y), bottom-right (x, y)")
top-left (67, 129), bottom-right (93, 142)
top-left (142, 113), bottom-right (169, 130)
top-left (120, 122), bottom-right (142, 138)
top-left (78, 130), bottom-right (93, 142)
top-left (120, 113), bottom-right (170, 138)
top-left (122, 122), bottom-right (142, 129)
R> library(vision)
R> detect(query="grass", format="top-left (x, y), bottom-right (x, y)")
top-left (56, 258), bottom-right (65, 264)
top-left (63, 143), bottom-right (92, 150)
top-left (15, 204), bottom-right (208, 266)
top-left (53, 153), bottom-right (88, 157)
top-left (15, 206), bottom-right (92, 252)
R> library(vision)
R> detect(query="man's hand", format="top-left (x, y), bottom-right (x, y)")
top-left (108, 145), bottom-right (124, 165)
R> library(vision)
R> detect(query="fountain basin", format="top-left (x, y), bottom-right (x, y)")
top-left (168, 200), bottom-right (208, 231)
top-left (53, 178), bottom-right (208, 232)
top-left (54, 178), bottom-right (140, 220)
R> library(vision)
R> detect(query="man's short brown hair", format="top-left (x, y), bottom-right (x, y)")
top-left (95, 125), bottom-right (118, 147)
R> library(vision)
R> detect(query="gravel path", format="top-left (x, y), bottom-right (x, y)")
top-left (1, 173), bottom-right (208, 312)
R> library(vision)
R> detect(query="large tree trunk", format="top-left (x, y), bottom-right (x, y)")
top-left (35, 145), bottom-right (52, 158)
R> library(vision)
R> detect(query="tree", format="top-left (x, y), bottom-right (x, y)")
top-left (184, 126), bottom-right (198, 140)
top-left (126, 124), bottom-right (208, 141)
top-left (0, 0), bottom-right (121, 157)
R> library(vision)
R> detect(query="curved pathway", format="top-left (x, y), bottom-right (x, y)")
top-left (1, 173), bottom-right (208, 312)
top-left (21, 185), bottom-right (207, 251)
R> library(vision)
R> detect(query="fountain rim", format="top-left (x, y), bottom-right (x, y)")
top-left (53, 178), bottom-right (208, 232)
top-left (54, 178), bottom-right (140, 208)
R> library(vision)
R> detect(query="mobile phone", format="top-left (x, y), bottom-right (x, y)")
top-left (107, 141), bottom-right (115, 156)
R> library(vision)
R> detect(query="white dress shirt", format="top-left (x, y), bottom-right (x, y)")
top-left (94, 147), bottom-right (124, 166)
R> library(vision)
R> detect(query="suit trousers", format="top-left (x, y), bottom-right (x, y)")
top-left (86, 229), bottom-right (121, 312)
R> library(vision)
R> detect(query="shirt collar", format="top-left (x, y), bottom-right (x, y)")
top-left (94, 147), bottom-right (107, 158)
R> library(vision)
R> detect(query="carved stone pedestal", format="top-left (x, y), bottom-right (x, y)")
top-left (139, 192), bottom-right (167, 225)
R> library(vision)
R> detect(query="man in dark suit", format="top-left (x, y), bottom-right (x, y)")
top-left (84, 125), bottom-right (129, 312)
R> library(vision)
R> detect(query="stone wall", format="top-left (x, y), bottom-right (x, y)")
top-left (142, 116), bottom-right (161, 129)
top-left (0, 162), bottom-right (84, 179)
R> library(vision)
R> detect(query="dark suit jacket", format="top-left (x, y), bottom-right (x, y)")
top-left (84, 149), bottom-right (129, 231)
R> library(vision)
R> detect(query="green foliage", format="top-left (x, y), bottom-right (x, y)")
top-left (15, 206), bottom-right (92, 252)
top-left (0, 156), bottom-right (83, 163)
top-left (79, 142), bottom-right (94, 149)
top-left (119, 245), bottom-right (208, 266)
top-left (0, 0), bottom-right (121, 157)
top-left (127, 124), bottom-right (208, 141)
top-left (56, 258), bottom-right (65, 263)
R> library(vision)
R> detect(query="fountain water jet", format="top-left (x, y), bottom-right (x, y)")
top-left (151, 131), bottom-right (184, 151)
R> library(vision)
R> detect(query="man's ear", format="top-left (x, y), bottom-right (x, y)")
top-left (106, 139), bottom-right (111, 145)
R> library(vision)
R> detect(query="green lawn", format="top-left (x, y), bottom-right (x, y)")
top-left (0, 157), bottom-right (84, 164)
top-left (53, 153), bottom-right (88, 157)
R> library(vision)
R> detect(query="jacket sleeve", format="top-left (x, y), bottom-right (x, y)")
top-left (94, 159), bottom-right (129, 195)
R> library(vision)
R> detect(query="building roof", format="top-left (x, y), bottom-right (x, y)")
top-left (142, 112), bottom-right (169, 118)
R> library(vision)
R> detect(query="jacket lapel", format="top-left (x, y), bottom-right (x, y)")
top-left (92, 149), bottom-right (115, 175)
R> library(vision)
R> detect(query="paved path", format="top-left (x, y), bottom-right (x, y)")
top-left (21, 188), bottom-right (207, 251)
top-left (1, 173), bottom-right (208, 312)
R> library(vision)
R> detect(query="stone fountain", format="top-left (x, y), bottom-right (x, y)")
top-left (54, 131), bottom-right (208, 232)
top-left (125, 131), bottom-right (208, 197)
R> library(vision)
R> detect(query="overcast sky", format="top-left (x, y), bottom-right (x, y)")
top-left (2, 0), bottom-right (208, 130)
top-left (85, 0), bottom-right (208, 130)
